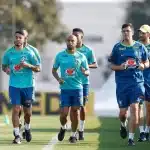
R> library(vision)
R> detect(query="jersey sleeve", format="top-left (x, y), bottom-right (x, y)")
top-left (141, 44), bottom-right (148, 62)
top-left (53, 54), bottom-right (60, 69)
top-left (108, 45), bottom-right (118, 64)
top-left (88, 49), bottom-right (97, 64)
top-left (81, 55), bottom-right (89, 70)
top-left (2, 51), bottom-right (9, 65)
top-left (29, 52), bottom-right (40, 66)
top-left (32, 48), bottom-right (41, 64)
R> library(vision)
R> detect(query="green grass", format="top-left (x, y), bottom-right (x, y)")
top-left (0, 115), bottom-right (150, 150)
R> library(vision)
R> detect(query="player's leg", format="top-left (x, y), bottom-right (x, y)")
top-left (128, 83), bottom-right (145, 146)
top-left (9, 86), bottom-right (22, 144)
top-left (137, 102), bottom-right (145, 142)
top-left (145, 101), bottom-right (150, 141)
top-left (58, 90), bottom-right (70, 141)
top-left (21, 87), bottom-right (34, 142)
top-left (145, 84), bottom-right (150, 141)
top-left (78, 84), bottom-right (89, 140)
top-left (69, 89), bottom-right (83, 143)
top-left (116, 84), bottom-right (128, 139)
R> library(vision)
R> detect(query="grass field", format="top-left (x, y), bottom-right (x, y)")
top-left (0, 115), bottom-right (150, 150)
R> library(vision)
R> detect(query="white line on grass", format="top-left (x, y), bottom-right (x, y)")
top-left (42, 122), bottom-right (71, 150)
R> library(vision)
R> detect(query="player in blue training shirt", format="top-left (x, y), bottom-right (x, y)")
top-left (52, 35), bottom-right (89, 143)
top-left (138, 25), bottom-right (150, 141)
top-left (109, 23), bottom-right (149, 146)
top-left (72, 28), bottom-right (97, 140)
top-left (2, 30), bottom-right (41, 144)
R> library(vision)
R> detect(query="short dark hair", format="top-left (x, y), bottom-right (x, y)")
top-left (72, 28), bottom-right (84, 35)
top-left (15, 29), bottom-right (25, 36)
top-left (121, 23), bottom-right (134, 30)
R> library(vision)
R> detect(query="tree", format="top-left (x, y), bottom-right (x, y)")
top-left (0, 0), bottom-right (68, 50)
top-left (125, 0), bottom-right (150, 40)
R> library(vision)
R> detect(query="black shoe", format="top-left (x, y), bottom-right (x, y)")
top-left (78, 131), bottom-right (84, 140)
top-left (128, 139), bottom-right (135, 146)
top-left (145, 133), bottom-right (150, 141)
top-left (25, 129), bottom-right (32, 142)
top-left (12, 135), bottom-right (21, 144)
top-left (58, 128), bottom-right (66, 141)
top-left (69, 136), bottom-right (77, 143)
top-left (22, 131), bottom-right (26, 139)
top-left (137, 132), bottom-right (146, 142)
top-left (120, 124), bottom-right (127, 139)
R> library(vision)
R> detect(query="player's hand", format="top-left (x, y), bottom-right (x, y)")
top-left (5, 67), bottom-right (10, 75)
top-left (81, 67), bottom-right (89, 76)
top-left (20, 61), bottom-right (31, 68)
top-left (137, 63), bottom-right (145, 71)
top-left (120, 63), bottom-right (127, 70)
top-left (58, 78), bottom-right (64, 84)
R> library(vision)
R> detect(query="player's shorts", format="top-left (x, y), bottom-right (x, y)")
top-left (60, 89), bottom-right (83, 108)
top-left (83, 84), bottom-right (89, 105)
top-left (116, 82), bottom-right (145, 108)
top-left (9, 86), bottom-right (35, 107)
top-left (144, 83), bottom-right (150, 102)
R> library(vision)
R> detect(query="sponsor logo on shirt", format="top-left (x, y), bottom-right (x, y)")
top-left (119, 47), bottom-right (126, 50)
top-left (65, 68), bottom-right (75, 76)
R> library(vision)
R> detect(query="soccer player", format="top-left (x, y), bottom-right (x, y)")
top-left (72, 28), bottom-right (97, 140)
top-left (18, 29), bottom-right (41, 138)
top-left (52, 35), bottom-right (89, 143)
top-left (2, 30), bottom-right (41, 144)
top-left (138, 24), bottom-right (150, 141)
top-left (109, 23), bottom-right (149, 146)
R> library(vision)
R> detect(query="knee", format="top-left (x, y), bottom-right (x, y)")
top-left (24, 100), bottom-right (32, 108)
top-left (119, 111), bottom-right (127, 118)
top-left (13, 106), bottom-right (21, 114)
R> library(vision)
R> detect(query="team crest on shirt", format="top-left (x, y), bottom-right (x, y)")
top-left (65, 68), bottom-right (75, 77)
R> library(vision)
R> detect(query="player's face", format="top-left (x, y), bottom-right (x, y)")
top-left (122, 26), bottom-right (133, 40)
top-left (14, 33), bottom-right (25, 47)
top-left (66, 35), bottom-right (77, 50)
top-left (72, 31), bottom-right (83, 45)
top-left (139, 31), bottom-right (149, 41)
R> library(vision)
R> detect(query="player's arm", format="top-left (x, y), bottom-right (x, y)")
top-left (1, 52), bottom-right (10, 75)
top-left (20, 53), bottom-right (41, 72)
top-left (81, 55), bottom-right (90, 76)
top-left (88, 50), bottom-right (98, 68)
top-left (109, 45), bottom-right (126, 71)
top-left (138, 45), bottom-right (149, 70)
top-left (52, 54), bottom-right (64, 84)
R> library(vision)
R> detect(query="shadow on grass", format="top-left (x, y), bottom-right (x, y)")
top-left (97, 117), bottom-right (150, 150)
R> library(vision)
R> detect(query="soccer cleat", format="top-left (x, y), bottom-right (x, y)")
top-left (78, 131), bottom-right (84, 140)
top-left (137, 132), bottom-right (146, 142)
top-left (69, 136), bottom-right (77, 143)
top-left (128, 139), bottom-right (135, 146)
top-left (120, 124), bottom-right (127, 139)
top-left (25, 129), bottom-right (32, 142)
top-left (58, 128), bottom-right (66, 141)
top-left (12, 135), bottom-right (21, 144)
top-left (145, 133), bottom-right (150, 141)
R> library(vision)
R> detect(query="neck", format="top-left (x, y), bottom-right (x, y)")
top-left (67, 48), bottom-right (76, 54)
top-left (15, 45), bottom-right (24, 50)
top-left (140, 38), bottom-right (150, 45)
top-left (76, 42), bottom-right (83, 48)
top-left (122, 39), bottom-right (134, 46)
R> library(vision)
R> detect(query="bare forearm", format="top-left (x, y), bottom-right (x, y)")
top-left (111, 64), bottom-right (124, 71)
top-left (143, 60), bottom-right (149, 68)
top-left (2, 64), bottom-right (8, 72)
top-left (29, 65), bottom-right (40, 72)
top-left (52, 69), bottom-right (60, 81)
top-left (89, 63), bottom-right (98, 68)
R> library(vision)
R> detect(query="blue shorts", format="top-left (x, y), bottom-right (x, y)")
top-left (144, 83), bottom-right (150, 102)
top-left (83, 84), bottom-right (89, 105)
top-left (60, 89), bottom-right (83, 108)
top-left (9, 86), bottom-right (35, 106)
top-left (116, 82), bottom-right (145, 108)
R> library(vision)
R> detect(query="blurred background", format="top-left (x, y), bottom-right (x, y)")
top-left (0, 0), bottom-right (150, 116)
